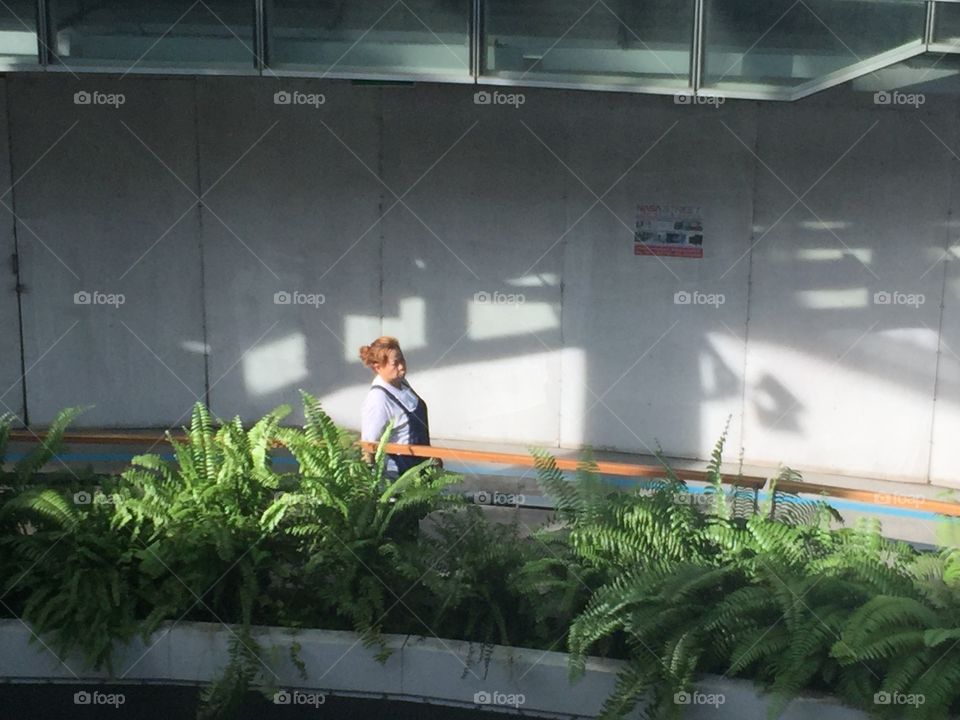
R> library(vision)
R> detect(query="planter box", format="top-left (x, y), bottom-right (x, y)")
top-left (0, 619), bottom-right (871, 719)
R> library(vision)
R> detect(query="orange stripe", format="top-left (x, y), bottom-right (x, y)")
top-left (776, 480), bottom-right (960, 518)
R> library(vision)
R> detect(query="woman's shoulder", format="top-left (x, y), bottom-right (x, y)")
top-left (363, 383), bottom-right (393, 407)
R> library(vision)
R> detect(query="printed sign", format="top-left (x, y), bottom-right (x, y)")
top-left (634, 204), bottom-right (704, 258)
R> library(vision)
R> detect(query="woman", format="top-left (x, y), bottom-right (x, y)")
top-left (359, 336), bottom-right (434, 477)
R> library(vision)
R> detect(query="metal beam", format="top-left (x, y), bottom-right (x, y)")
top-left (691, 0), bottom-right (704, 92)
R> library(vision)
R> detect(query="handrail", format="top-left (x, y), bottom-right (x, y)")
top-left (361, 442), bottom-right (768, 489)
top-left (6, 430), bottom-right (766, 489)
top-left (7, 430), bottom-right (960, 516)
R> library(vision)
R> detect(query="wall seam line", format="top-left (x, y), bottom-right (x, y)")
top-left (738, 102), bottom-right (761, 462)
top-left (193, 77), bottom-right (211, 411)
top-left (5, 78), bottom-right (28, 427)
top-left (926, 104), bottom-right (956, 485)
top-left (377, 88), bottom-right (385, 336)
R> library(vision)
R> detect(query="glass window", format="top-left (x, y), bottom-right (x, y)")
top-left (268, 0), bottom-right (470, 78)
top-left (0, 0), bottom-right (39, 65)
top-left (934, 2), bottom-right (960, 45)
top-left (51, 0), bottom-right (255, 71)
top-left (704, 0), bottom-right (925, 92)
top-left (483, 0), bottom-right (693, 89)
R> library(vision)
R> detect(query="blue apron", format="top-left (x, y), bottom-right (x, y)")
top-left (372, 384), bottom-right (431, 475)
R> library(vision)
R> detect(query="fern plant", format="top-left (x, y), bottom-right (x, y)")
top-left (261, 391), bottom-right (463, 655)
top-left (536, 427), bottom-right (912, 720)
top-left (0, 407), bottom-right (144, 670)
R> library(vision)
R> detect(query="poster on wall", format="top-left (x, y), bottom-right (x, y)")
top-left (634, 204), bottom-right (704, 258)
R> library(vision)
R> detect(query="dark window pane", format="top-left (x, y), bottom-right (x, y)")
top-left (483, 0), bottom-right (693, 89)
top-left (52, 0), bottom-right (255, 71)
top-left (269, 0), bottom-right (470, 78)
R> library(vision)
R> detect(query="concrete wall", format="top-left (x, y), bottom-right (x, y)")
top-left (8, 76), bottom-right (206, 428)
top-left (2, 72), bottom-right (960, 485)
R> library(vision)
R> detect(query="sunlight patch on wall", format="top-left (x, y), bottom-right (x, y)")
top-left (796, 247), bottom-right (872, 264)
top-left (799, 220), bottom-right (851, 231)
top-left (794, 288), bottom-right (869, 309)
top-left (468, 300), bottom-right (559, 340)
top-left (505, 272), bottom-right (560, 288)
top-left (180, 340), bottom-right (210, 354)
top-left (242, 332), bottom-right (307, 396)
top-left (344, 297), bottom-right (426, 363)
top-left (742, 335), bottom-right (933, 480)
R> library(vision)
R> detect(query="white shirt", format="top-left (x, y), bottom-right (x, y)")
top-left (361, 376), bottom-right (420, 473)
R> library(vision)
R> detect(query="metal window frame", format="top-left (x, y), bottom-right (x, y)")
top-left (36, 0), bottom-right (48, 65)
top-left (691, 0), bottom-right (704, 92)
top-left (8, 0), bottom-right (947, 103)
top-left (254, 0), bottom-right (265, 73)
top-left (470, 0), bottom-right (482, 80)
top-left (789, 40), bottom-right (928, 100)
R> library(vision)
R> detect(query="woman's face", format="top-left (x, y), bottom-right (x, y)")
top-left (374, 348), bottom-right (406, 386)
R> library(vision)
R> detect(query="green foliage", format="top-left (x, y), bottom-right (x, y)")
top-left (6, 406), bottom-right (960, 720)
top-left (0, 395), bottom-right (464, 718)
top-left (262, 392), bottom-right (463, 650)
top-left (534, 428), bottom-right (960, 719)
